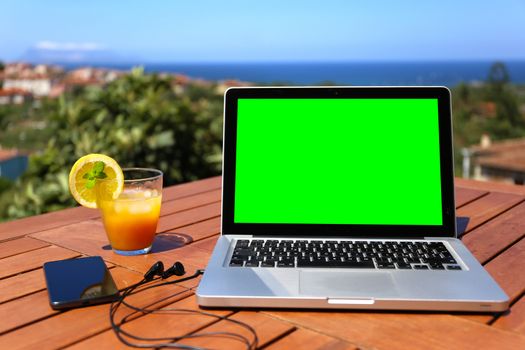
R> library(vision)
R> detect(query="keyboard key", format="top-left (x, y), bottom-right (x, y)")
top-left (261, 260), bottom-right (276, 267)
top-left (446, 265), bottom-right (462, 270)
top-left (413, 264), bottom-right (429, 270)
top-left (430, 263), bottom-right (445, 270)
top-left (396, 263), bottom-right (412, 269)
top-left (229, 259), bottom-right (244, 267)
top-left (377, 262), bottom-right (396, 269)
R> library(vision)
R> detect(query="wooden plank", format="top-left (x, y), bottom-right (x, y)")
top-left (64, 295), bottom-right (232, 350)
top-left (0, 245), bottom-right (80, 279)
top-left (30, 220), bottom-right (206, 276)
top-left (170, 217), bottom-right (221, 244)
top-left (191, 235), bottom-right (220, 252)
top-left (264, 311), bottom-right (525, 350)
top-left (0, 269), bottom-right (46, 304)
top-left (455, 187), bottom-right (488, 208)
top-left (0, 277), bottom-right (191, 350)
top-left (456, 192), bottom-right (524, 235)
top-left (462, 201), bottom-right (525, 264)
top-left (160, 189), bottom-right (221, 217)
top-left (0, 237), bottom-right (50, 259)
top-left (0, 176), bottom-right (221, 242)
top-left (484, 237), bottom-right (525, 303)
top-left (0, 267), bottom-right (143, 335)
top-left (493, 295), bottom-right (525, 335)
top-left (0, 206), bottom-right (98, 242)
top-left (181, 311), bottom-right (295, 350)
top-left (455, 178), bottom-right (525, 196)
top-left (267, 328), bottom-right (358, 350)
top-left (157, 202), bottom-right (221, 232)
top-left (162, 176), bottom-right (222, 201)
top-left (0, 290), bottom-right (58, 334)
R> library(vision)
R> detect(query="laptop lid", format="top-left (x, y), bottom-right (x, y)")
top-left (221, 87), bottom-right (456, 238)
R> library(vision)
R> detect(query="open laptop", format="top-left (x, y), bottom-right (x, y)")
top-left (196, 86), bottom-right (509, 312)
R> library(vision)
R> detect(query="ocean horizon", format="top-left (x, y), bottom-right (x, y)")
top-left (61, 60), bottom-right (525, 87)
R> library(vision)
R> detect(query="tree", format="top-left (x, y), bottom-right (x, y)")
top-left (0, 68), bottom-right (224, 221)
top-left (484, 62), bottom-right (524, 139)
top-left (487, 61), bottom-right (510, 93)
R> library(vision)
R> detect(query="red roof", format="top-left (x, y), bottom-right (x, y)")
top-left (0, 88), bottom-right (33, 96)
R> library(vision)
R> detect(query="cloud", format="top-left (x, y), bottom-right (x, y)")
top-left (35, 41), bottom-right (106, 51)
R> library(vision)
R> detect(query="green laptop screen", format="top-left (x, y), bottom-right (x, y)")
top-left (234, 98), bottom-right (443, 225)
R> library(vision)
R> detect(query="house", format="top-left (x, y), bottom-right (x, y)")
top-left (3, 74), bottom-right (52, 97)
top-left (0, 149), bottom-right (28, 180)
top-left (0, 88), bottom-right (33, 105)
top-left (463, 136), bottom-right (525, 185)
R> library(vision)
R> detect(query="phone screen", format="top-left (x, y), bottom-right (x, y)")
top-left (44, 256), bottom-right (120, 309)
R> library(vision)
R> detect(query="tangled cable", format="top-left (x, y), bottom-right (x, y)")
top-left (109, 262), bottom-right (258, 350)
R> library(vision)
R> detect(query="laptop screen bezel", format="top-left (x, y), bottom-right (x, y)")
top-left (221, 86), bottom-right (456, 238)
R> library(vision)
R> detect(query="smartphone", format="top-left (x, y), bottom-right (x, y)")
top-left (44, 256), bottom-right (120, 310)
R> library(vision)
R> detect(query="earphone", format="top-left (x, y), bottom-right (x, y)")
top-left (143, 261), bottom-right (186, 281)
top-left (110, 261), bottom-right (258, 350)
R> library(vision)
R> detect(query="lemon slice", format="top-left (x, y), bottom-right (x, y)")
top-left (68, 154), bottom-right (124, 208)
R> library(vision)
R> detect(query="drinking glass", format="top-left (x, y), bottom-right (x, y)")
top-left (97, 168), bottom-right (163, 255)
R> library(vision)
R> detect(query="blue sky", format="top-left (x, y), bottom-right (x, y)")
top-left (1, 0), bottom-right (525, 62)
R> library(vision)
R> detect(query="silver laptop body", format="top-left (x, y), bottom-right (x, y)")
top-left (196, 86), bottom-right (509, 312)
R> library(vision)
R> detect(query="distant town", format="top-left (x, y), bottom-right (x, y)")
top-left (0, 61), bottom-right (249, 105)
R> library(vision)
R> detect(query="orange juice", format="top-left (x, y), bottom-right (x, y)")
top-left (98, 189), bottom-right (162, 251)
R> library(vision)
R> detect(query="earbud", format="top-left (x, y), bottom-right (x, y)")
top-left (162, 262), bottom-right (185, 279)
top-left (143, 261), bottom-right (186, 281)
top-left (144, 261), bottom-right (165, 281)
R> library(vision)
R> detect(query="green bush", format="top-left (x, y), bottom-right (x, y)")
top-left (0, 68), bottom-right (223, 221)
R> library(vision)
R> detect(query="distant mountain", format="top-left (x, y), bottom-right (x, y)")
top-left (20, 44), bottom-right (133, 64)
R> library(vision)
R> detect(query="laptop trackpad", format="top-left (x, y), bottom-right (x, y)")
top-left (299, 271), bottom-right (397, 297)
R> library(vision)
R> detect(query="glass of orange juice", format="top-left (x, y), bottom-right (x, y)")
top-left (96, 168), bottom-right (163, 255)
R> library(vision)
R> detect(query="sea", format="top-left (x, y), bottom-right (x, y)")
top-left (64, 61), bottom-right (525, 87)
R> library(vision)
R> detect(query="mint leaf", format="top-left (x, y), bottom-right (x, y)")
top-left (93, 161), bottom-right (105, 175)
top-left (97, 171), bottom-right (108, 179)
top-left (83, 173), bottom-right (90, 179)
top-left (85, 179), bottom-right (96, 189)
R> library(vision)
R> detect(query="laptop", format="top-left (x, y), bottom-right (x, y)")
top-left (196, 86), bottom-right (509, 312)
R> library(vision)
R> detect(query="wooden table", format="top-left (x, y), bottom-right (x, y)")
top-left (1, 176), bottom-right (525, 349)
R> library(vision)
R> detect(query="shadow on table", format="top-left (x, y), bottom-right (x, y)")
top-left (456, 216), bottom-right (470, 238)
top-left (102, 232), bottom-right (193, 253)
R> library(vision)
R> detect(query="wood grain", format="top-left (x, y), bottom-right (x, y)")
top-left (0, 267), bottom-right (135, 335)
top-left (0, 245), bottom-right (80, 279)
top-left (455, 178), bottom-right (525, 196)
top-left (157, 202), bottom-right (221, 232)
top-left (0, 279), bottom-right (191, 350)
top-left (64, 295), bottom-right (232, 350)
top-left (0, 268), bottom-right (47, 304)
top-left (264, 311), bottom-right (525, 350)
top-left (162, 176), bottom-right (222, 202)
top-left (462, 201), bottom-right (525, 264)
top-left (456, 192), bottom-right (524, 234)
top-left (0, 237), bottom-right (50, 259)
top-left (167, 216), bottom-right (221, 243)
top-left (30, 220), bottom-right (204, 276)
top-left (0, 206), bottom-right (97, 241)
top-left (455, 187), bottom-right (488, 208)
top-left (484, 237), bottom-right (525, 303)
top-left (181, 311), bottom-right (295, 350)
top-left (160, 188), bottom-right (221, 217)
top-left (266, 328), bottom-right (358, 350)
top-left (0, 290), bottom-right (58, 334)
top-left (493, 295), bottom-right (525, 335)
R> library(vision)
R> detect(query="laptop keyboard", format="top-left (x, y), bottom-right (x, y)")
top-left (229, 239), bottom-right (462, 270)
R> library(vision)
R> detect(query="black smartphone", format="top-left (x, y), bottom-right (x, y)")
top-left (43, 256), bottom-right (120, 310)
